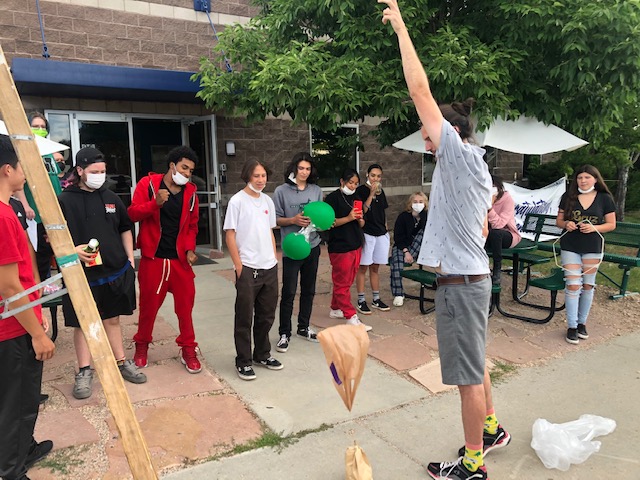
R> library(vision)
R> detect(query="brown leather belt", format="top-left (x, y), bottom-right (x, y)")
top-left (436, 274), bottom-right (489, 287)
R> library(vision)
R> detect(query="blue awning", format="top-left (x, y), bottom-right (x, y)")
top-left (11, 58), bottom-right (203, 103)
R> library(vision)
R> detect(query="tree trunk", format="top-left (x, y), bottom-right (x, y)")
top-left (615, 164), bottom-right (629, 221)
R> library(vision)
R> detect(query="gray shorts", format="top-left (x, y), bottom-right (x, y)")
top-left (435, 277), bottom-right (491, 385)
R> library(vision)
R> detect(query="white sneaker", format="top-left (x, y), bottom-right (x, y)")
top-left (329, 309), bottom-right (345, 319)
top-left (346, 314), bottom-right (372, 332)
top-left (393, 296), bottom-right (404, 307)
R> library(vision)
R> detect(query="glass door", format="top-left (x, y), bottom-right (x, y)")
top-left (183, 116), bottom-right (222, 250)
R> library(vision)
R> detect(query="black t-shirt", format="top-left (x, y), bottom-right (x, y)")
top-left (9, 197), bottom-right (28, 230)
top-left (559, 191), bottom-right (616, 254)
top-left (325, 189), bottom-right (364, 253)
top-left (155, 181), bottom-right (184, 259)
top-left (393, 210), bottom-right (427, 249)
top-left (355, 184), bottom-right (388, 236)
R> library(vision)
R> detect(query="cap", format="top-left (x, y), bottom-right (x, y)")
top-left (75, 147), bottom-right (104, 168)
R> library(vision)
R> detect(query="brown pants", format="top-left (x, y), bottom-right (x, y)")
top-left (234, 265), bottom-right (278, 367)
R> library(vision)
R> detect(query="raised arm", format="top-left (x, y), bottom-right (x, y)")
top-left (380, 0), bottom-right (443, 148)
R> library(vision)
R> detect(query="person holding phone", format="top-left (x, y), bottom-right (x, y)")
top-left (324, 169), bottom-right (371, 331)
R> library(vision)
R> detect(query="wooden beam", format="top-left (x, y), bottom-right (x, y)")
top-left (0, 45), bottom-right (158, 480)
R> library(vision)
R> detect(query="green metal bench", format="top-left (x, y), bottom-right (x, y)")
top-left (399, 266), bottom-right (437, 314)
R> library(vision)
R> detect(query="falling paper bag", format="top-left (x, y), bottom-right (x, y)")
top-left (345, 442), bottom-right (373, 480)
top-left (317, 324), bottom-right (369, 411)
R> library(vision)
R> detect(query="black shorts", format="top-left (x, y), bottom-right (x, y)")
top-left (63, 265), bottom-right (136, 328)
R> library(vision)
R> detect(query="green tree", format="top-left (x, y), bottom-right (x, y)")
top-left (195, 0), bottom-right (640, 147)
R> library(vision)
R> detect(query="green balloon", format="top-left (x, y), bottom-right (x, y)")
top-left (282, 232), bottom-right (311, 260)
top-left (303, 201), bottom-right (335, 231)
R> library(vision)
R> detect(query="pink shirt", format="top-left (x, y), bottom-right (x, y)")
top-left (488, 191), bottom-right (521, 248)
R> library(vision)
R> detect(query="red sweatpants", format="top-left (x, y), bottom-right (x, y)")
top-left (134, 257), bottom-right (197, 348)
top-left (329, 248), bottom-right (361, 319)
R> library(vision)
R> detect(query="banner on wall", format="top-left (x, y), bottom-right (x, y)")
top-left (504, 177), bottom-right (567, 240)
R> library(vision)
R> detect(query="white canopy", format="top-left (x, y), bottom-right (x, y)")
top-left (392, 116), bottom-right (588, 155)
top-left (0, 120), bottom-right (70, 157)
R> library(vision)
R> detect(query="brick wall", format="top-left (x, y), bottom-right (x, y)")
top-left (0, 0), bottom-right (257, 71)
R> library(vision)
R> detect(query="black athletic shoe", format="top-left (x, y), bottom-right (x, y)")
top-left (357, 301), bottom-right (372, 315)
top-left (566, 328), bottom-right (579, 344)
top-left (371, 299), bottom-right (390, 311)
top-left (457, 425), bottom-right (511, 457)
top-left (275, 334), bottom-right (289, 353)
top-left (237, 365), bottom-right (256, 381)
top-left (296, 328), bottom-right (319, 343)
top-left (25, 440), bottom-right (53, 469)
top-left (426, 457), bottom-right (487, 479)
top-left (253, 357), bottom-right (283, 370)
top-left (577, 324), bottom-right (589, 339)
top-left (39, 393), bottom-right (49, 404)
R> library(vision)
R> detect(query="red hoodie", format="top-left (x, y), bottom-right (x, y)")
top-left (128, 173), bottom-right (198, 264)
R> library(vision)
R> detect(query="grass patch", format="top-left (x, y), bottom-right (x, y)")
top-left (622, 210), bottom-right (640, 223)
top-left (489, 360), bottom-right (518, 385)
top-left (37, 445), bottom-right (87, 475)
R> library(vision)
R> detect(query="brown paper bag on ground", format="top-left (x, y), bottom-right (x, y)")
top-left (317, 324), bottom-right (369, 411)
top-left (345, 442), bottom-right (373, 480)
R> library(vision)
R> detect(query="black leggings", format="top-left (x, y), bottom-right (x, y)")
top-left (485, 228), bottom-right (513, 263)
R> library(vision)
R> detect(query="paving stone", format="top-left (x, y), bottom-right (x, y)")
top-left (497, 323), bottom-right (528, 339)
top-left (215, 269), bottom-right (236, 283)
top-left (360, 317), bottom-right (413, 336)
top-left (404, 318), bottom-right (437, 336)
top-left (526, 323), bottom-right (615, 352)
top-left (121, 316), bottom-right (177, 342)
top-left (368, 334), bottom-right (432, 371)
top-left (54, 380), bottom-right (105, 407)
top-left (125, 361), bottom-right (223, 404)
top-left (409, 359), bottom-right (456, 394)
top-left (124, 340), bottom-right (178, 366)
top-left (310, 314), bottom-right (345, 329)
top-left (104, 395), bottom-right (263, 477)
top-left (34, 409), bottom-right (100, 450)
top-left (486, 336), bottom-right (550, 364)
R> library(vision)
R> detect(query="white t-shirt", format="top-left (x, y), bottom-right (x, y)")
top-left (223, 189), bottom-right (277, 270)
top-left (418, 120), bottom-right (492, 275)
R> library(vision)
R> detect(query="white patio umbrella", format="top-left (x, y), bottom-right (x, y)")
top-left (0, 119), bottom-right (70, 156)
top-left (392, 116), bottom-right (588, 155)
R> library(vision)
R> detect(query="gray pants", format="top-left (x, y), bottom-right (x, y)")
top-left (234, 265), bottom-right (278, 367)
top-left (435, 277), bottom-right (491, 385)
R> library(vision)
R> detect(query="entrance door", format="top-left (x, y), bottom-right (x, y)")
top-left (183, 116), bottom-right (222, 250)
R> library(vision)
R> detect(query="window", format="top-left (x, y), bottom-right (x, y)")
top-left (310, 125), bottom-right (359, 188)
top-left (422, 153), bottom-right (435, 185)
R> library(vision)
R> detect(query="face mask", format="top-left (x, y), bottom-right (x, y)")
top-left (412, 203), bottom-right (425, 213)
top-left (578, 186), bottom-right (595, 194)
top-left (287, 172), bottom-right (297, 184)
top-left (341, 186), bottom-right (355, 196)
top-left (57, 162), bottom-right (66, 172)
top-left (85, 172), bottom-right (106, 190)
top-left (172, 166), bottom-right (189, 186)
top-left (248, 182), bottom-right (264, 193)
top-left (31, 128), bottom-right (48, 138)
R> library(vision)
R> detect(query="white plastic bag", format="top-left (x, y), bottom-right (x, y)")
top-left (531, 414), bottom-right (616, 471)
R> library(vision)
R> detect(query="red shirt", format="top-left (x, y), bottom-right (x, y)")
top-left (0, 201), bottom-right (42, 341)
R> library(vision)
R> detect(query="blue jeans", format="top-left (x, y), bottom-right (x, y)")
top-left (561, 250), bottom-right (603, 328)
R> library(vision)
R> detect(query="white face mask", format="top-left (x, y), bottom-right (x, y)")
top-left (85, 172), bottom-right (106, 190)
top-left (412, 203), bottom-right (425, 213)
top-left (172, 166), bottom-right (189, 186)
top-left (248, 182), bottom-right (264, 193)
top-left (578, 186), bottom-right (595, 194)
top-left (341, 185), bottom-right (355, 196)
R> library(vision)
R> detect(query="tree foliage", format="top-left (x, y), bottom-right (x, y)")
top-left (194, 0), bottom-right (640, 147)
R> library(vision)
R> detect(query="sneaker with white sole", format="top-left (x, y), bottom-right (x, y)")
top-left (457, 425), bottom-right (511, 457)
top-left (329, 309), bottom-right (344, 318)
top-left (393, 296), bottom-right (404, 307)
top-left (237, 365), bottom-right (256, 380)
top-left (346, 314), bottom-right (372, 332)
top-left (297, 327), bottom-right (319, 343)
top-left (72, 368), bottom-right (93, 399)
top-left (119, 359), bottom-right (148, 384)
top-left (276, 334), bottom-right (289, 353)
top-left (426, 457), bottom-right (487, 479)
top-left (356, 301), bottom-right (372, 315)
top-left (253, 357), bottom-right (283, 370)
top-left (371, 299), bottom-right (390, 311)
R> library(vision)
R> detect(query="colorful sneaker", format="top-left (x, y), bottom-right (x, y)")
top-left (357, 301), bottom-right (372, 315)
top-left (577, 324), bottom-right (589, 339)
top-left (119, 359), bottom-right (148, 384)
top-left (297, 327), bottom-right (319, 343)
top-left (346, 314), bottom-right (372, 332)
top-left (457, 425), bottom-right (511, 457)
top-left (393, 296), bottom-right (404, 307)
top-left (329, 309), bottom-right (345, 318)
top-left (72, 368), bottom-right (93, 400)
top-left (426, 457), bottom-right (487, 479)
top-left (566, 328), bottom-right (579, 345)
top-left (253, 357), bottom-right (283, 370)
top-left (180, 346), bottom-right (202, 373)
top-left (237, 365), bottom-right (256, 380)
top-left (276, 334), bottom-right (290, 353)
top-left (133, 342), bottom-right (149, 368)
top-left (371, 299), bottom-right (390, 311)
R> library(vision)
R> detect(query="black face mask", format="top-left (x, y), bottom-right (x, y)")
top-left (57, 162), bottom-right (66, 172)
